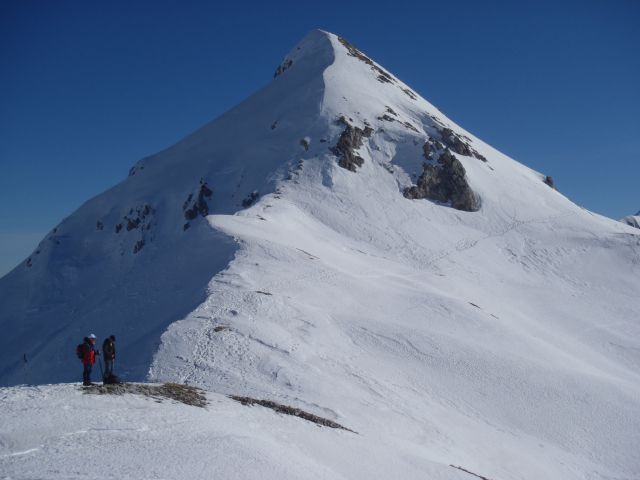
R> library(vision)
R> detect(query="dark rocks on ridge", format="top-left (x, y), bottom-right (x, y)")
top-left (544, 176), bottom-right (555, 189)
top-left (273, 59), bottom-right (293, 78)
top-left (439, 128), bottom-right (487, 162)
top-left (332, 116), bottom-right (373, 172)
top-left (404, 143), bottom-right (480, 212)
top-left (183, 181), bottom-right (213, 221)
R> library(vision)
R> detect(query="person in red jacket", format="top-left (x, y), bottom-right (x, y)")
top-left (79, 334), bottom-right (99, 386)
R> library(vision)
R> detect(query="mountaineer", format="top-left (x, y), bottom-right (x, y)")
top-left (76, 334), bottom-right (99, 386)
top-left (102, 335), bottom-right (116, 381)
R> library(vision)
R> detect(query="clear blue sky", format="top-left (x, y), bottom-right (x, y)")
top-left (1, 0), bottom-right (639, 276)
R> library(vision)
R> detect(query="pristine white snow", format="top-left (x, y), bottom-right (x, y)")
top-left (0, 384), bottom-right (474, 480)
top-left (1, 30), bottom-right (639, 479)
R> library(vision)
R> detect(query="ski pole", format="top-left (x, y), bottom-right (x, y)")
top-left (98, 356), bottom-right (104, 383)
top-left (23, 353), bottom-right (28, 385)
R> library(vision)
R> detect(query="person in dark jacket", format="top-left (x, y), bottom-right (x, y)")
top-left (80, 334), bottom-right (99, 386)
top-left (102, 335), bottom-right (116, 379)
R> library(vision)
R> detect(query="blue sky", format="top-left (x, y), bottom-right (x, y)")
top-left (1, 0), bottom-right (638, 276)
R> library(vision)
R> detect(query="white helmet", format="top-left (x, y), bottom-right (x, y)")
top-left (88, 334), bottom-right (96, 339)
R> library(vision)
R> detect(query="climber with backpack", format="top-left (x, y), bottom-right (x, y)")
top-left (102, 335), bottom-right (119, 384)
top-left (76, 334), bottom-right (99, 386)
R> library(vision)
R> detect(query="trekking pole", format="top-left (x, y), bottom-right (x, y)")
top-left (98, 357), bottom-right (104, 383)
top-left (23, 353), bottom-right (28, 385)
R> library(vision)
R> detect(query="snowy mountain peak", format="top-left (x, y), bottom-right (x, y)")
top-left (1, 30), bottom-right (639, 480)
top-left (273, 29), bottom-right (334, 78)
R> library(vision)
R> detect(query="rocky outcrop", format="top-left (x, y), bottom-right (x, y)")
top-left (242, 191), bottom-right (259, 208)
top-left (401, 88), bottom-right (417, 100)
top-left (84, 383), bottom-right (208, 408)
top-left (331, 116), bottom-right (373, 172)
top-left (110, 204), bottom-right (156, 253)
top-left (183, 181), bottom-right (213, 221)
top-left (128, 164), bottom-right (145, 177)
top-left (438, 128), bottom-right (486, 162)
top-left (123, 205), bottom-right (154, 232)
top-left (404, 140), bottom-right (480, 212)
top-left (338, 37), bottom-right (394, 84)
top-left (133, 239), bottom-right (145, 254)
top-left (337, 36), bottom-right (417, 102)
top-left (543, 176), bottom-right (555, 189)
top-left (273, 58), bottom-right (293, 78)
top-left (230, 396), bottom-right (356, 432)
top-left (621, 212), bottom-right (640, 229)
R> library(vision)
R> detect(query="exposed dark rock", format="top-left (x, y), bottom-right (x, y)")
top-left (214, 325), bottom-right (230, 332)
top-left (273, 58), bottom-right (293, 78)
top-left (270, 121), bottom-right (278, 130)
top-left (83, 382), bottom-right (207, 408)
top-left (182, 193), bottom-right (193, 211)
top-left (230, 396), bottom-right (356, 433)
top-left (401, 87), bottom-right (417, 100)
top-left (96, 221), bottom-right (104, 231)
top-left (403, 121), bottom-right (419, 133)
top-left (126, 218), bottom-right (141, 231)
top-left (26, 258), bottom-right (32, 268)
top-left (183, 182), bottom-right (213, 220)
top-left (133, 239), bottom-right (145, 254)
top-left (300, 138), bottom-right (310, 151)
top-left (184, 207), bottom-right (198, 221)
top-left (378, 114), bottom-right (395, 122)
top-left (337, 36), bottom-right (395, 85)
top-left (385, 106), bottom-right (398, 116)
top-left (440, 128), bottom-right (472, 156)
top-left (242, 191), bottom-right (259, 208)
top-left (128, 165), bottom-right (144, 177)
top-left (622, 214), bottom-right (640, 229)
top-left (331, 116), bottom-right (374, 172)
top-left (544, 176), bottom-right (555, 189)
top-left (404, 146), bottom-right (480, 212)
top-left (422, 138), bottom-right (439, 160)
top-left (439, 128), bottom-right (487, 162)
top-left (121, 204), bottom-right (154, 233)
top-left (183, 223), bottom-right (190, 231)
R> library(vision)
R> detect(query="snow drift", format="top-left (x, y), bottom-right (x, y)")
top-left (1, 30), bottom-right (639, 479)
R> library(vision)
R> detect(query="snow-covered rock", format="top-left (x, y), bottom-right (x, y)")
top-left (1, 30), bottom-right (639, 479)
top-left (621, 211), bottom-right (640, 229)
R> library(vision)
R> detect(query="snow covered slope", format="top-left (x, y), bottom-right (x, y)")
top-left (0, 384), bottom-right (474, 480)
top-left (1, 30), bottom-right (639, 479)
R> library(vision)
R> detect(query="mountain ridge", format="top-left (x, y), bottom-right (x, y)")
top-left (1, 30), bottom-right (639, 479)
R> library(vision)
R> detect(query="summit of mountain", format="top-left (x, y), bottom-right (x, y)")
top-left (1, 30), bottom-right (639, 480)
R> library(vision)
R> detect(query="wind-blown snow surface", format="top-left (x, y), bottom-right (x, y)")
top-left (0, 384), bottom-right (472, 480)
top-left (1, 30), bottom-right (640, 479)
